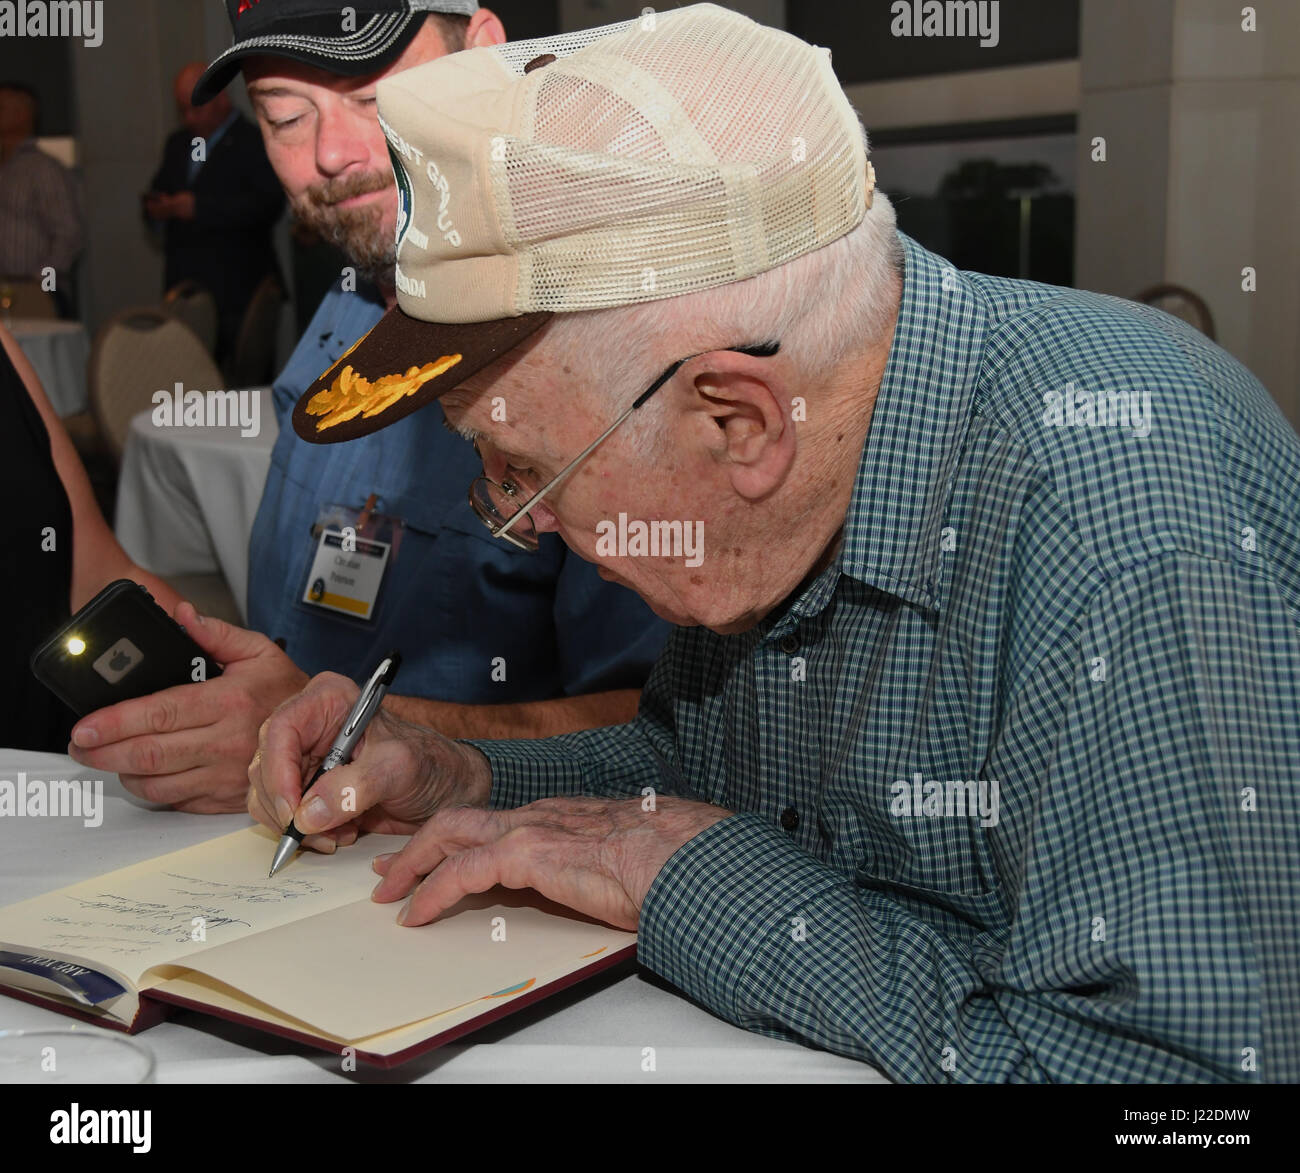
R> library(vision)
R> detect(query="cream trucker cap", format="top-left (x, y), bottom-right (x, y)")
top-left (293, 2), bottom-right (875, 443)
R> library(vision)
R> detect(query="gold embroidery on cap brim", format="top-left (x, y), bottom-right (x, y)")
top-left (308, 354), bottom-right (464, 431)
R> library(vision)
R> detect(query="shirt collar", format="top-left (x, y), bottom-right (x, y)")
top-left (761, 233), bottom-right (988, 645)
top-left (838, 234), bottom-right (989, 613)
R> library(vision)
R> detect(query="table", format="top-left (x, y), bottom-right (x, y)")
top-left (0, 751), bottom-right (886, 1083)
top-left (114, 388), bottom-right (276, 622)
top-left (8, 318), bottom-right (89, 417)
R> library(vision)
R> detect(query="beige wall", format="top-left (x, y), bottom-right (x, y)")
top-left (1077, 0), bottom-right (1300, 428)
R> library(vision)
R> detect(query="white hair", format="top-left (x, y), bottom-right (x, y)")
top-left (539, 185), bottom-right (903, 450)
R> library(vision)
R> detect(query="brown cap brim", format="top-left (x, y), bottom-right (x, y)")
top-left (291, 304), bottom-right (553, 444)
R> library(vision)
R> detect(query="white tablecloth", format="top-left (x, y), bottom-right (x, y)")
top-left (114, 388), bottom-right (276, 622)
top-left (0, 752), bottom-right (885, 1083)
top-left (9, 318), bottom-right (89, 417)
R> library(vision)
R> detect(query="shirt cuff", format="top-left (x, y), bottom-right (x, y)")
top-left (462, 737), bottom-right (590, 810)
top-left (637, 810), bottom-right (843, 1022)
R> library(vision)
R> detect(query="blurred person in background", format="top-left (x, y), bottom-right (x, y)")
top-left (0, 82), bottom-right (83, 317)
top-left (144, 63), bottom-right (285, 364)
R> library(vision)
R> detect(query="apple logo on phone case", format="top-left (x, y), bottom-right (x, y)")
top-left (92, 637), bottom-right (144, 685)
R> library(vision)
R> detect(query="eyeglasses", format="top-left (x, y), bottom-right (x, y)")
top-left (468, 342), bottom-right (780, 551)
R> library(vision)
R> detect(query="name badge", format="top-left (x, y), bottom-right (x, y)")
top-left (301, 529), bottom-right (390, 621)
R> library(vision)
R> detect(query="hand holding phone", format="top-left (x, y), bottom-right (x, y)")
top-left (45, 588), bottom-right (312, 813)
top-left (30, 580), bottom-right (221, 719)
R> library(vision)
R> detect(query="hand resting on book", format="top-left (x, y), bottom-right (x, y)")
top-left (248, 671), bottom-right (734, 930)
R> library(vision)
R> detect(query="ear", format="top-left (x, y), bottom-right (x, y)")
top-left (686, 353), bottom-right (795, 501)
top-left (467, 9), bottom-right (508, 48)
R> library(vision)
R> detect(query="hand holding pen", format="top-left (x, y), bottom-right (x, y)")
top-left (268, 651), bottom-right (402, 876)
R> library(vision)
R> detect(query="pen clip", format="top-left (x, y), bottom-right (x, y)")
top-left (342, 652), bottom-right (399, 738)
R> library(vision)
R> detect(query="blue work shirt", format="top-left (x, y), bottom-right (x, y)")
top-left (248, 279), bottom-right (669, 700)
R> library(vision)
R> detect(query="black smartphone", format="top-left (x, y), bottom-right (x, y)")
top-left (29, 580), bottom-right (222, 719)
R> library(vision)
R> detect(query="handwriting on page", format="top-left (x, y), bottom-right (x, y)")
top-left (38, 872), bottom-right (324, 957)
top-left (158, 873), bottom-right (323, 904)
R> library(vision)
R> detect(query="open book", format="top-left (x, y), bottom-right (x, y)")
top-left (0, 826), bottom-right (636, 1067)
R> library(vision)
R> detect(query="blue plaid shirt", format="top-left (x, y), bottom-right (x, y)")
top-left (470, 235), bottom-right (1300, 1083)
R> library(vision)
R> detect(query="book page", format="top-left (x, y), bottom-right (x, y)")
top-left (150, 889), bottom-right (635, 1041)
top-left (1, 824), bottom-right (637, 1046)
top-left (156, 937), bottom-right (634, 1059)
top-left (0, 826), bottom-right (408, 989)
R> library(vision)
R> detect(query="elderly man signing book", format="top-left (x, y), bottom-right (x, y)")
top-left (247, 5), bottom-right (1300, 1082)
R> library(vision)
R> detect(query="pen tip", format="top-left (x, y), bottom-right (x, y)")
top-left (269, 834), bottom-right (297, 878)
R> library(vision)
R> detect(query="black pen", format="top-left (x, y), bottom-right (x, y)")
top-left (268, 651), bottom-right (402, 877)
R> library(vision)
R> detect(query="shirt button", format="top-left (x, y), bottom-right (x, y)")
top-left (780, 806), bottom-right (799, 832)
top-left (778, 633), bottom-right (800, 655)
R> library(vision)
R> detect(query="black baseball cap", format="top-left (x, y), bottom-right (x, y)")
top-left (193, 0), bottom-right (481, 105)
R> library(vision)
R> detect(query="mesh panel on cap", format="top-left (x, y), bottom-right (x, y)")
top-left (492, 19), bottom-right (641, 74)
top-left (488, 4), bottom-right (865, 314)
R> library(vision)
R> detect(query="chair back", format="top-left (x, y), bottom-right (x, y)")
top-left (1134, 283), bottom-right (1216, 341)
top-left (89, 308), bottom-right (225, 462)
top-left (227, 274), bottom-right (284, 387)
top-left (162, 279), bottom-right (218, 354)
top-left (1, 278), bottom-right (57, 319)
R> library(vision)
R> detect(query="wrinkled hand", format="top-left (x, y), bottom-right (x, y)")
top-left (247, 671), bottom-right (491, 856)
top-left (67, 602), bottom-right (309, 813)
top-left (370, 796), bottom-right (734, 931)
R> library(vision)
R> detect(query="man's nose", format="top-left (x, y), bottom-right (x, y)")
top-left (528, 498), bottom-right (561, 536)
top-left (315, 101), bottom-right (370, 176)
